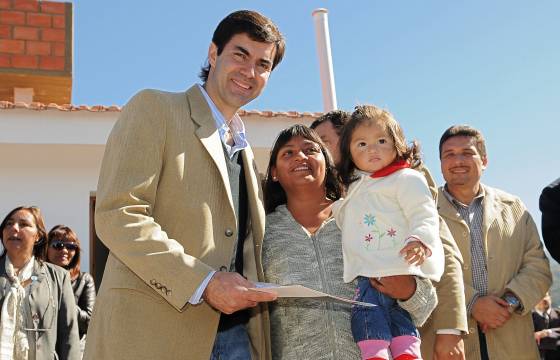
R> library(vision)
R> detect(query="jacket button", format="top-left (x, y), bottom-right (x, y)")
top-left (225, 229), bottom-right (234, 237)
top-left (219, 266), bottom-right (228, 271)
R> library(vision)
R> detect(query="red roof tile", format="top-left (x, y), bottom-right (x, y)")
top-left (0, 101), bottom-right (322, 117)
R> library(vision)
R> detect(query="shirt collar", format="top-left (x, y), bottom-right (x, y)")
top-left (535, 307), bottom-right (552, 317)
top-left (197, 84), bottom-right (248, 158)
top-left (442, 184), bottom-right (485, 209)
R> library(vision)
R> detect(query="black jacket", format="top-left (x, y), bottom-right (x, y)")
top-left (540, 178), bottom-right (560, 262)
top-left (72, 272), bottom-right (96, 339)
top-left (533, 308), bottom-right (560, 359)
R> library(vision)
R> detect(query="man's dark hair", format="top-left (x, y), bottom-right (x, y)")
top-left (438, 125), bottom-right (487, 159)
top-left (199, 10), bottom-right (285, 82)
top-left (310, 110), bottom-right (351, 136)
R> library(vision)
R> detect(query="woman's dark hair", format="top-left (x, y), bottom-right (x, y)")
top-left (0, 206), bottom-right (48, 260)
top-left (48, 225), bottom-right (81, 279)
top-left (199, 10), bottom-right (286, 82)
top-left (338, 105), bottom-right (422, 187)
top-left (264, 124), bottom-right (343, 214)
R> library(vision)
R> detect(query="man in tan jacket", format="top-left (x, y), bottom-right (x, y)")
top-left (437, 125), bottom-right (552, 360)
top-left (84, 10), bottom-right (285, 360)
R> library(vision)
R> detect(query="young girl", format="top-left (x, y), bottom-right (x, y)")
top-left (333, 105), bottom-right (444, 360)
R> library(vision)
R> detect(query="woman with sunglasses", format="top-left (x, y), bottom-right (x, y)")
top-left (47, 225), bottom-right (96, 343)
top-left (0, 206), bottom-right (80, 359)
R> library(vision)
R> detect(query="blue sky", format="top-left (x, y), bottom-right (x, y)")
top-left (73, 1), bottom-right (560, 227)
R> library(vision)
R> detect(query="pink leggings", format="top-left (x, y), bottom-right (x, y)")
top-left (357, 335), bottom-right (421, 360)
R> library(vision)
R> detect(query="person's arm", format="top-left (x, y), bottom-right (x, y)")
top-left (369, 274), bottom-right (437, 327)
top-left (56, 270), bottom-right (80, 359)
top-left (503, 203), bottom-right (552, 316)
top-left (429, 218), bottom-right (468, 359)
top-left (397, 276), bottom-right (438, 327)
top-left (430, 218), bottom-right (468, 332)
top-left (76, 273), bottom-right (96, 336)
top-left (396, 172), bottom-right (444, 281)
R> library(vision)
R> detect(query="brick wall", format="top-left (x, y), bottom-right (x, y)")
top-left (0, 0), bottom-right (70, 72)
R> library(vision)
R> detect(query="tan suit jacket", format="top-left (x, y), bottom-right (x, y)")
top-left (84, 85), bottom-right (270, 360)
top-left (438, 184), bottom-right (552, 360)
top-left (419, 217), bottom-right (468, 359)
top-left (415, 166), bottom-right (468, 359)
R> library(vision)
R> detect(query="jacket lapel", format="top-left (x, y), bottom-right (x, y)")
top-left (242, 147), bottom-right (265, 243)
top-left (28, 259), bottom-right (47, 302)
top-left (481, 185), bottom-right (501, 249)
top-left (437, 188), bottom-right (471, 259)
top-left (27, 260), bottom-right (49, 328)
top-left (186, 85), bottom-right (234, 214)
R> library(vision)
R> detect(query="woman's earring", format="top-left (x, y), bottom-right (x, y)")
top-left (272, 176), bottom-right (278, 181)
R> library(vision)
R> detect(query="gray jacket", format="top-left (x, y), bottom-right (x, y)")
top-left (0, 256), bottom-right (80, 360)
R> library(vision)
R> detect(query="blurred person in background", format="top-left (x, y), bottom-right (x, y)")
top-left (47, 225), bottom-right (96, 342)
top-left (533, 293), bottom-right (560, 360)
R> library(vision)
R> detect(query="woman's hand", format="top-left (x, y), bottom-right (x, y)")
top-left (369, 275), bottom-right (416, 300)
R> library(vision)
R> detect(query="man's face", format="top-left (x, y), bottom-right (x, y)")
top-left (440, 135), bottom-right (487, 190)
top-left (206, 33), bottom-right (276, 118)
top-left (314, 121), bottom-right (341, 165)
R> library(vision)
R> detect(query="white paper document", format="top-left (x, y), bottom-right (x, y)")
top-left (251, 282), bottom-right (376, 308)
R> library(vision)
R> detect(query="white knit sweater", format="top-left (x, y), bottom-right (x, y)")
top-left (333, 168), bottom-right (444, 283)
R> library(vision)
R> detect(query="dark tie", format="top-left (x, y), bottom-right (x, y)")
top-left (544, 311), bottom-right (551, 329)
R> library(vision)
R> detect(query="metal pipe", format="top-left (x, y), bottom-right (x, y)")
top-left (312, 8), bottom-right (337, 111)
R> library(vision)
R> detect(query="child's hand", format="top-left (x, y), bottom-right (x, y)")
top-left (400, 240), bottom-right (429, 266)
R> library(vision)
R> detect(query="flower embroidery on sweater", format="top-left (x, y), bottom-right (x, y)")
top-left (362, 212), bottom-right (399, 250)
top-left (363, 214), bottom-right (376, 226)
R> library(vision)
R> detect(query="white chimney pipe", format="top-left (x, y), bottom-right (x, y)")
top-left (312, 8), bottom-right (338, 112)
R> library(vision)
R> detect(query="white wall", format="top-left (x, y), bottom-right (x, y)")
top-left (0, 143), bottom-right (105, 271)
top-left (0, 109), bottom-right (116, 145)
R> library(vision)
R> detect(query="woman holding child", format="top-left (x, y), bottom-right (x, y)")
top-left (262, 123), bottom-right (438, 359)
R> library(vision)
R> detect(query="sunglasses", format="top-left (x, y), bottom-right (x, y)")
top-left (50, 241), bottom-right (78, 251)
